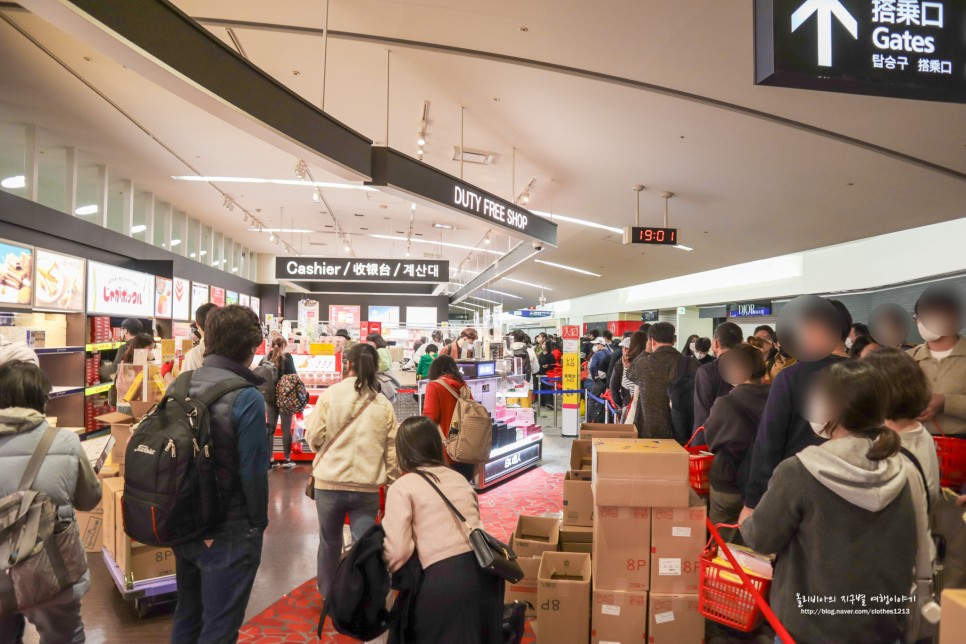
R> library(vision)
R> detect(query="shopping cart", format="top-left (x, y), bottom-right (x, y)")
top-left (933, 420), bottom-right (966, 489)
top-left (684, 427), bottom-right (713, 497)
top-left (699, 519), bottom-right (794, 643)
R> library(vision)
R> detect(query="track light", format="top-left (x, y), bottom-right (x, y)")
top-left (294, 160), bottom-right (308, 181)
top-left (417, 148), bottom-right (424, 159)
top-left (483, 232), bottom-right (491, 245)
top-left (417, 136), bottom-right (426, 146)
top-left (312, 188), bottom-right (321, 204)
top-left (269, 233), bottom-right (277, 243)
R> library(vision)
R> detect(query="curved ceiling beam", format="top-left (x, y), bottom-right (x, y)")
top-left (194, 16), bottom-right (966, 184)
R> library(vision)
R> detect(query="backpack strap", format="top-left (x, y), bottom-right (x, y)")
top-left (433, 378), bottom-right (463, 401)
top-left (900, 446), bottom-right (931, 516)
top-left (18, 425), bottom-right (60, 492)
top-left (194, 378), bottom-right (254, 408)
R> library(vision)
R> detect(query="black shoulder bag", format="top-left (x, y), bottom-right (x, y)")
top-left (414, 470), bottom-right (524, 583)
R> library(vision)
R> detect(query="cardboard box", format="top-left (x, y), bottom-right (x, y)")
top-left (650, 489), bottom-right (707, 594)
top-left (101, 477), bottom-right (125, 557)
top-left (116, 539), bottom-right (177, 582)
top-left (563, 470), bottom-right (594, 526)
top-left (647, 593), bottom-right (703, 643)
top-left (560, 525), bottom-right (594, 554)
top-left (571, 439), bottom-right (593, 471)
top-left (594, 506), bottom-right (651, 592)
top-left (511, 516), bottom-right (560, 558)
top-left (579, 423), bottom-right (638, 440)
top-left (593, 439), bottom-right (690, 508)
top-left (537, 552), bottom-right (592, 644)
top-left (95, 411), bottom-right (136, 466)
top-left (505, 556), bottom-right (541, 618)
top-left (75, 510), bottom-right (104, 553)
top-left (941, 589), bottom-right (966, 644)
top-left (591, 589), bottom-right (648, 644)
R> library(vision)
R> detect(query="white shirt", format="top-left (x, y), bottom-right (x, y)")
top-left (930, 347), bottom-right (954, 362)
top-left (181, 338), bottom-right (205, 372)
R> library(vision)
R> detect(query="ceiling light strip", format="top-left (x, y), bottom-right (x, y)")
top-left (533, 259), bottom-right (601, 277)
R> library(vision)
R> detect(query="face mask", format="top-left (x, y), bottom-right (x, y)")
top-left (844, 337), bottom-right (854, 350)
top-left (689, 342), bottom-right (697, 353)
top-left (694, 351), bottom-right (708, 360)
top-left (917, 320), bottom-right (943, 342)
top-left (809, 420), bottom-right (830, 437)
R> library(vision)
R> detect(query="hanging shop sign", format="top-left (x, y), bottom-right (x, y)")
top-left (172, 277), bottom-right (191, 321)
top-left (33, 248), bottom-right (85, 313)
top-left (86, 261), bottom-right (153, 318)
top-left (369, 147), bottom-right (557, 246)
top-left (0, 238), bottom-right (33, 308)
top-left (155, 276), bottom-right (173, 319)
top-left (755, 0), bottom-right (966, 103)
top-left (226, 290), bottom-right (239, 306)
top-left (727, 301), bottom-right (773, 318)
top-left (641, 309), bottom-right (660, 322)
top-left (191, 282), bottom-right (209, 317)
top-left (513, 309), bottom-right (553, 318)
top-left (277, 257), bottom-right (448, 284)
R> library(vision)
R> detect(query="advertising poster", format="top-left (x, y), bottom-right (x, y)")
top-left (406, 306), bottom-right (438, 326)
top-left (360, 320), bottom-right (383, 338)
top-left (561, 325), bottom-right (581, 437)
top-left (86, 261), bottom-right (154, 317)
top-left (191, 282), bottom-right (209, 317)
top-left (155, 277), bottom-right (173, 319)
top-left (172, 277), bottom-right (191, 321)
top-left (250, 296), bottom-right (260, 317)
top-left (33, 248), bottom-right (85, 312)
top-left (239, 293), bottom-right (250, 308)
top-left (300, 299), bottom-right (321, 329)
top-left (210, 286), bottom-right (226, 307)
top-left (226, 290), bottom-right (239, 306)
top-left (0, 238), bottom-right (33, 308)
top-left (368, 305), bottom-right (400, 325)
top-left (328, 305), bottom-right (359, 327)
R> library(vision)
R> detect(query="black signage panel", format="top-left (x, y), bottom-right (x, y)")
top-left (755, 0), bottom-right (966, 103)
top-left (641, 309), bottom-right (660, 322)
top-left (728, 301), bottom-right (773, 317)
top-left (623, 226), bottom-right (679, 245)
top-left (277, 257), bottom-right (448, 283)
top-left (483, 442), bottom-right (543, 485)
top-left (369, 147), bottom-right (558, 246)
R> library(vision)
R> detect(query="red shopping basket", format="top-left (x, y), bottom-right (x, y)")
top-left (685, 427), bottom-right (714, 496)
top-left (933, 420), bottom-right (966, 489)
top-left (699, 519), bottom-right (794, 643)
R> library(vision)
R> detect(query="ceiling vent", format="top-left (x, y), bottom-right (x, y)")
top-left (423, 251), bottom-right (442, 259)
top-left (452, 146), bottom-right (496, 165)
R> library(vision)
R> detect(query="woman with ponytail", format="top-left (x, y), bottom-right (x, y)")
top-left (263, 336), bottom-right (298, 468)
top-left (740, 360), bottom-right (917, 643)
top-left (304, 343), bottom-right (399, 601)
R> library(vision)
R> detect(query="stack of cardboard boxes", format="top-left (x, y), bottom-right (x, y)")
top-left (102, 476), bottom-right (177, 582)
top-left (591, 437), bottom-right (706, 643)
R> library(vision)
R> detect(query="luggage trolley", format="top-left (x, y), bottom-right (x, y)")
top-left (102, 548), bottom-right (178, 618)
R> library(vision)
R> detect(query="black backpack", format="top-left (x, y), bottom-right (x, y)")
top-left (122, 372), bottom-right (253, 547)
top-left (667, 354), bottom-right (696, 445)
top-left (319, 524), bottom-right (393, 640)
top-left (252, 359), bottom-right (279, 407)
top-left (512, 347), bottom-right (532, 380)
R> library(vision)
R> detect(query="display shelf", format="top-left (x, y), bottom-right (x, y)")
top-left (86, 341), bottom-right (124, 352)
top-left (489, 432), bottom-right (543, 459)
top-left (35, 346), bottom-right (85, 355)
top-left (85, 382), bottom-right (112, 396)
top-left (50, 386), bottom-right (84, 399)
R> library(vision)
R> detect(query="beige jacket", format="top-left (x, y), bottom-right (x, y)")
top-left (382, 466), bottom-right (481, 572)
top-left (908, 336), bottom-right (966, 436)
top-left (304, 376), bottom-right (399, 492)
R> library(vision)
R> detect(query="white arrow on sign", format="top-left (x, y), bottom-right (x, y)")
top-left (791, 0), bottom-right (858, 67)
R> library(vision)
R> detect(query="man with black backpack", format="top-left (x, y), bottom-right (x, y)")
top-left (693, 322), bottom-right (744, 431)
top-left (626, 322), bottom-right (698, 441)
top-left (165, 305), bottom-right (269, 643)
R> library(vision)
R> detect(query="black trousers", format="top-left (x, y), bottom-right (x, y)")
top-left (410, 553), bottom-right (503, 644)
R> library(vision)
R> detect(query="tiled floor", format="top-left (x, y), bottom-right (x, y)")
top-left (25, 422), bottom-right (573, 643)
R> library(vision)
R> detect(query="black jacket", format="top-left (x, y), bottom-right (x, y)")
top-left (743, 355), bottom-right (848, 508)
top-left (609, 359), bottom-right (629, 408)
top-left (703, 383), bottom-right (770, 495)
top-left (626, 346), bottom-right (698, 439)
top-left (693, 358), bottom-right (733, 431)
top-left (189, 355), bottom-right (269, 528)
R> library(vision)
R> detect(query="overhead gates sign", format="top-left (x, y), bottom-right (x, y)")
top-left (277, 257), bottom-right (448, 283)
top-left (755, 0), bottom-right (966, 103)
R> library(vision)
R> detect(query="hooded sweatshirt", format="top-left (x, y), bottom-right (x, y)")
top-left (0, 335), bottom-right (39, 366)
top-left (740, 435), bottom-right (916, 644)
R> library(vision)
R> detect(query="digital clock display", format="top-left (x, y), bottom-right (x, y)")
top-left (623, 226), bottom-right (678, 246)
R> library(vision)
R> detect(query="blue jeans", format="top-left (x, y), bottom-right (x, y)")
top-left (315, 490), bottom-right (379, 598)
top-left (171, 525), bottom-right (264, 644)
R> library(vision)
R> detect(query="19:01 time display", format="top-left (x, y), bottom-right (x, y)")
top-left (626, 226), bottom-right (678, 245)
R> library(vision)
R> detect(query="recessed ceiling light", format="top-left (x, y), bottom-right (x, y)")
top-left (468, 295), bottom-right (500, 304)
top-left (248, 227), bottom-right (314, 233)
top-left (232, 267), bottom-right (239, 272)
top-left (534, 259), bottom-right (601, 277)
top-left (170, 176), bottom-right (375, 191)
top-left (481, 288), bottom-right (522, 300)
top-left (433, 223), bottom-right (454, 229)
top-left (131, 224), bottom-right (147, 234)
top-left (503, 277), bottom-right (552, 291)
top-left (530, 210), bottom-right (622, 234)
top-left (199, 250), bottom-right (207, 257)
top-left (170, 239), bottom-right (181, 247)
top-left (1, 175), bottom-right (25, 189)
top-left (368, 234), bottom-right (505, 256)
top-left (190, 252), bottom-right (196, 258)
top-left (74, 204), bottom-right (98, 216)
top-left (673, 244), bottom-right (694, 252)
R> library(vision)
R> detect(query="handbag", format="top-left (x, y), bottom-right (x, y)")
top-left (305, 395), bottom-right (377, 500)
top-left (414, 471), bottom-right (523, 583)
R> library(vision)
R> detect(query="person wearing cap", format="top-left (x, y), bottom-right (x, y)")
top-left (609, 335), bottom-right (633, 411)
top-left (587, 337), bottom-right (613, 423)
top-left (114, 318), bottom-right (143, 365)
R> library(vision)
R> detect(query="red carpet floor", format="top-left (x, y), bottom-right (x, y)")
top-left (239, 467), bottom-right (563, 643)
